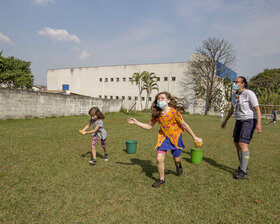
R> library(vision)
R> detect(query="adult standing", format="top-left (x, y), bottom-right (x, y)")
top-left (221, 76), bottom-right (262, 179)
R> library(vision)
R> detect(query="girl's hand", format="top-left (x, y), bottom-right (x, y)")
top-left (194, 137), bottom-right (203, 147)
top-left (79, 130), bottom-right (86, 135)
top-left (127, 117), bottom-right (137, 125)
top-left (194, 137), bottom-right (202, 143)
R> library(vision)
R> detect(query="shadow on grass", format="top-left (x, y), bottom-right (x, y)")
top-left (116, 157), bottom-right (177, 181)
top-left (80, 151), bottom-right (104, 159)
top-left (182, 151), bottom-right (235, 174)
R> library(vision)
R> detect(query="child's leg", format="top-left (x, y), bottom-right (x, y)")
top-left (91, 136), bottom-right (99, 160)
top-left (157, 152), bottom-right (166, 180)
top-left (101, 139), bottom-right (107, 154)
top-left (91, 146), bottom-right (97, 159)
top-left (172, 149), bottom-right (183, 175)
top-left (101, 139), bottom-right (108, 161)
top-left (173, 156), bottom-right (181, 166)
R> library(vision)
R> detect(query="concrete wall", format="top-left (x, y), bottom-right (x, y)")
top-left (0, 88), bottom-right (122, 120)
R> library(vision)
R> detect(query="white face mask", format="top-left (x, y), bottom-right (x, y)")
top-left (157, 101), bottom-right (167, 110)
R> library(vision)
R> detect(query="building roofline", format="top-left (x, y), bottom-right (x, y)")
top-left (47, 61), bottom-right (188, 71)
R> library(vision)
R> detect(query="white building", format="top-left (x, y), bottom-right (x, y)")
top-left (47, 59), bottom-right (205, 114)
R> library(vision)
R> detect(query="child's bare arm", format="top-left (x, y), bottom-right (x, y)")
top-left (85, 126), bottom-right (99, 134)
top-left (127, 117), bottom-right (154, 130)
top-left (180, 119), bottom-right (202, 142)
top-left (79, 123), bottom-right (91, 135)
top-left (81, 123), bottom-right (90, 131)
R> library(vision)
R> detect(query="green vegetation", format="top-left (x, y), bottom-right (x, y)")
top-left (130, 71), bottom-right (158, 110)
top-left (0, 51), bottom-right (34, 89)
top-left (0, 113), bottom-right (279, 223)
top-left (249, 68), bottom-right (280, 95)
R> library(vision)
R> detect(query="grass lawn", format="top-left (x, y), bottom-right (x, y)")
top-left (0, 112), bottom-right (279, 223)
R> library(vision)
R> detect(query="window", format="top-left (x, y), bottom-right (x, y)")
top-left (157, 77), bottom-right (160, 81)
top-left (123, 78), bottom-right (126, 81)
top-left (111, 78), bottom-right (114, 82)
top-left (128, 96), bottom-right (132, 100)
top-left (116, 96), bottom-right (119, 99)
top-left (116, 78), bottom-right (120, 82)
top-left (148, 97), bottom-right (152, 101)
top-left (99, 95), bottom-right (102, 98)
top-left (122, 96), bottom-right (125, 100)
top-left (129, 77), bottom-right (132, 81)
top-left (135, 97), bottom-right (138, 100)
top-left (99, 78), bottom-right (102, 82)
top-left (172, 77), bottom-right (176, 81)
top-left (164, 77), bottom-right (168, 81)
top-left (105, 78), bottom-right (108, 82)
top-left (105, 96), bottom-right (107, 99)
top-left (110, 96), bottom-right (113, 99)
top-left (141, 97), bottom-right (145, 101)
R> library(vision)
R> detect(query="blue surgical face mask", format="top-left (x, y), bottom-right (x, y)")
top-left (232, 83), bottom-right (240, 91)
top-left (157, 101), bottom-right (167, 110)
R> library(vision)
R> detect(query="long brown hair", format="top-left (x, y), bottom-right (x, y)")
top-left (151, 92), bottom-right (185, 119)
top-left (88, 107), bottom-right (105, 120)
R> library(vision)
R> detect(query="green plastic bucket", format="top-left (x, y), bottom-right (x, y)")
top-left (191, 148), bottom-right (204, 164)
top-left (126, 140), bottom-right (137, 154)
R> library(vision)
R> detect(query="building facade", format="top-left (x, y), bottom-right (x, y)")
top-left (47, 60), bottom-right (205, 114)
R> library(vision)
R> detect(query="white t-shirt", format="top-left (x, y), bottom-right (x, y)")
top-left (231, 89), bottom-right (259, 120)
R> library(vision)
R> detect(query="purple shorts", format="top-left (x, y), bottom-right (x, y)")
top-left (157, 135), bottom-right (185, 158)
top-left (233, 119), bottom-right (257, 144)
top-left (91, 135), bottom-right (107, 148)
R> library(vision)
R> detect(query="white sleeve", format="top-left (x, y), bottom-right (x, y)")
top-left (248, 91), bottom-right (259, 107)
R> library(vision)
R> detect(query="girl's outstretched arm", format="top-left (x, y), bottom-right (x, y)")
top-left (79, 123), bottom-right (91, 135)
top-left (180, 119), bottom-right (202, 143)
top-left (127, 117), bottom-right (154, 130)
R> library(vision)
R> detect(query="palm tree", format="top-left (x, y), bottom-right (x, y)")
top-left (141, 71), bottom-right (159, 109)
top-left (131, 71), bottom-right (144, 110)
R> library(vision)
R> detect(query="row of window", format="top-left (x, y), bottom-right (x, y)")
top-left (99, 77), bottom-right (176, 82)
top-left (99, 95), bottom-right (152, 101)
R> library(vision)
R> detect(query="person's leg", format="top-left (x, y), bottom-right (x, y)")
top-left (101, 139), bottom-right (108, 161)
top-left (239, 142), bottom-right (249, 172)
top-left (152, 152), bottom-right (166, 187)
top-left (173, 156), bottom-right (183, 175)
top-left (172, 148), bottom-right (183, 175)
top-left (233, 142), bottom-right (249, 179)
top-left (157, 152), bottom-right (166, 180)
top-left (91, 146), bottom-right (97, 159)
top-left (234, 142), bottom-right (242, 164)
top-left (90, 136), bottom-right (98, 164)
top-left (173, 156), bottom-right (181, 166)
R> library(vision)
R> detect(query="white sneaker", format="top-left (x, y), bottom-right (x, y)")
top-left (104, 154), bottom-right (109, 161)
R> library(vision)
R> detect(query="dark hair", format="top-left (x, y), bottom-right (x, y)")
top-left (151, 92), bottom-right (185, 119)
top-left (238, 76), bottom-right (248, 88)
top-left (88, 107), bottom-right (105, 120)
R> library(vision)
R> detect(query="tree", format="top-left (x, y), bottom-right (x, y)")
top-left (249, 68), bottom-right (280, 95)
top-left (141, 71), bottom-right (159, 109)
top-left (183, 37), bottom-right (236, 115)
top-left (212, 77), bottom-right (233, 111)
top-left (131, 71), bottom-right (145, 110)
top-left (0, 52), bottom-right (34, 89)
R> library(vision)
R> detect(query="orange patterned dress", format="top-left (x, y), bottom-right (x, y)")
top-left (151, 107), bottom-right (184, 149)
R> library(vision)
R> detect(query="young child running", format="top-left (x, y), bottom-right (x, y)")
top-left (79, 107), bottom-right (108, 165)
top-left (127, 92), bottom-right (202, 188)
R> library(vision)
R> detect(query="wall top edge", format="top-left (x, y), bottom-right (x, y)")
top-left (47, 61), bottom-right (189, 72)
